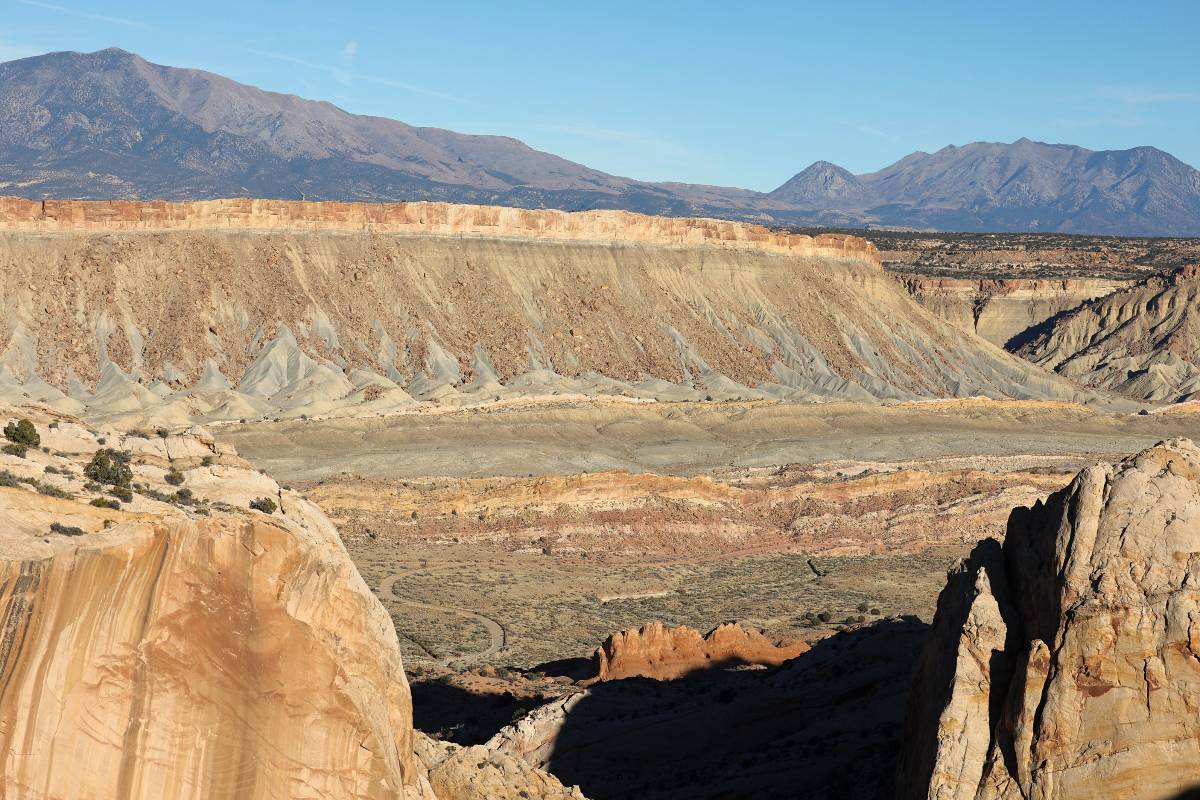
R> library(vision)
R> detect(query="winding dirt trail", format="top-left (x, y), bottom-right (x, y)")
top-left (376, 571), bottom-right (507, 665)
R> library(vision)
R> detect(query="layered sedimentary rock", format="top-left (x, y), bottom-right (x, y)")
top-left (590, 622), bottom-right (809, 681)
top-left (0, 198), bottom-right (1128, 427)
top-left (0, 197), bottom-right (879, 261)
top-left (1017, 265), bottom-right (1200, 402)
top-left (0, 410), bottom-right (434, 799)
top-left (897, 438), bottom-right (1200, 800)
top-left (897, 275), bottom-right (1125, 348)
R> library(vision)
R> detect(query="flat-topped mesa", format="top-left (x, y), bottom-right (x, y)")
top-left (591, 621), bottom-right (810, 682)
top-left (0, 196), bottom-right (881, 266)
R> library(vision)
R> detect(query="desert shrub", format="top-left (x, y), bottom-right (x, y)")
top-left (49, 521), bottom-right (85, 536)
top-left (870, 607), bottom-right (881, 615)
top-left (90, 497), bottom-right (120, 510)
top-left (0, 469), bottom-right (23, 487)
top-left (137, 486), bottom-right (172, 502)
top-left (201, 455), bottom-right (214, 467)
top-left (4, 419), bottom-right (40, 447)
top-left (857, 602), bottom-right (870, 613)
top-left (48, 421), bottom-right (59, 429)
top-left (249, 497), bottom-right (277, 514)
top-left (173, 488), bottom-right (195, 506)
top-left (2, 443), bottom-right (27, 458)
top-left (156, 428), bottom-right (169, 438)
top-left (109, 485), bottom-right (134, 503)
top-left (127, 430), bottom-right (150, 439)
top-left (85, 449), bottom-right (133, 487)
top-left (817, 611), bottom-right (832, 623)
top-left (83, 480), bottom-right (101, 491)
top-left (164, 468), bottom-right (184, 486)
top-left (37, 483), bottom-right (74, 499)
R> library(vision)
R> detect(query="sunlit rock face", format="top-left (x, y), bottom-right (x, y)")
top-left (0, 419), bottom-right (431, 800)
top-left (897, 438), bottom-right (1200, 800)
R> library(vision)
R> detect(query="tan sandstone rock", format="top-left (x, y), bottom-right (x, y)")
top-left (591, 621), bottom-right (810, 682)
top-left (0, 416), bottom-right (432, 799)
top-left (897, 438), bottom-right (1200, 800)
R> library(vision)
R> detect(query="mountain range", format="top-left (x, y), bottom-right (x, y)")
top-left (1, 48), bottom-right (1198, 236)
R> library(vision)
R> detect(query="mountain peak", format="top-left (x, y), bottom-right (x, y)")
top-left (768, 160), bottom-right (866, 206)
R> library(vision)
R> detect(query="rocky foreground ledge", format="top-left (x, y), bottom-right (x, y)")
top-left (897, 437), bottom-right (1200, 800)
top-left (0, 406), bottom-right (581, 800)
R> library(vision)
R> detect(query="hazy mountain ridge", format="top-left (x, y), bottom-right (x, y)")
top-left (2, 49), bottom-right (1198, 234)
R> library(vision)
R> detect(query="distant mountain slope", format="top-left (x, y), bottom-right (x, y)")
top-left (1, 49), bottom-right (1198, 235)
top-left (803, 138), bottom-right (1200, 236)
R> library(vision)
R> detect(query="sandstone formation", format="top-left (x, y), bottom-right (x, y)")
top-left (1017, 265), bottom-right (1200, 402)
top-left (0, 199), bottom-right (1130, 428)
top-left (0, 408), bottom-right (437, 799)
top-left (898, 275), bottom-right (1125, 348)
top-left (897, 438), bottom-right (1200, 800)
top-left (590, 621), bottom-right (810, 681)
top-left (414, 732), bottom-right (585, 800)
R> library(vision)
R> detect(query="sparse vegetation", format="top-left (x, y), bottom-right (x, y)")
top-left (4, 418), bottom-right (40, 447)
top-left (2, 443), bottom-right (27, 458)
top-left (37, 483), bottom-right (74, 499)
top-left (84, 449), bottom-right (133, 488)
top-left (49, 521), bottom-right (85, 536)
top-left (109, 485), bottom-right (134, 503)
top-left (164, 467), bottom-right (185, 486)
top-left (201, 455), bottom-right (214, 467)
top-left (250, 496), bottom-right (277, 514)
top-left (90, 497), bottom-right (121, 510)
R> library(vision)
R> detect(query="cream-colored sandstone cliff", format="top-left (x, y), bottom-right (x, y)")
top-left (0, 407), bottom-right (580, 800)
top-left (897, 438), bottom-right (1200, 800)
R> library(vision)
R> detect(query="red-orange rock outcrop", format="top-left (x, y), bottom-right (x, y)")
top-left (591, 621), bottom-right (809, 681)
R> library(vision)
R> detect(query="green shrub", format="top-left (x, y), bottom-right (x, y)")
top-left (173, 488), bottom-right (195, 506)
top-left (4, 419), bottom-right (40, 447)
top-left (109, 485), bottom-right (134, 503)
top-left (85, 449), bottom-right (133, 487)
top-left (90, 497), bottom-right (121, 510)
top-left (2, 443), bottom-right (27, 458)
top-left (249, 496), bottom-right (277, 514)
top-left (0, 469), bottom-right (22, 487)
top-left (37, 483), bottom-right (74, 499)
top-left (49, 521), bottom-right (85, 536)
top-left (164, 468), bottom-right (185, 486)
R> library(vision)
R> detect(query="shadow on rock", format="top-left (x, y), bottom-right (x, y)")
top-left (412, 679), bottom-right (550, 745)
top-left (545, 617), bottom-right (929, 800)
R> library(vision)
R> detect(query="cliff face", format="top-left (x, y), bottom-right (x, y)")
top-left (0, 199), bottom-right (1129, 427)
top-left (0, 412), bottom-right (431, 799)
top-left (1016, 266), bottom-right (1200, 403)
top-left (897, 438), bottom-right (1200, 800)
top-left (591, 622), bottom-right (809, 681)
top-left (897, 275), bottom-right (1126, 348)
top-left (0, 197), bottom-right (881, 263)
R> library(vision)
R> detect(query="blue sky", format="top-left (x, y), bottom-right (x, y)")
top-left (2, 0), bottom-right (1197, 190)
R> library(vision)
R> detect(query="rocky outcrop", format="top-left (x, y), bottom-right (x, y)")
top-left (590, 622), bottom-right (809, 681)
top-left (897, 438), bottom-right (1200, 800)
top-left (897, 275), bottom-right (1126, 348)
top-left (0, 410), bottom-right (433, 799)
top-left (413, 732), bottom-right (585, 800)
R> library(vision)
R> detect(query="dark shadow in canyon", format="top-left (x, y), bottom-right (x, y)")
top-left (545, 617), bottom-right (930, 800)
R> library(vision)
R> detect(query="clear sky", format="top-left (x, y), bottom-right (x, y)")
top-left (2, 0), bottom-right (1197, 191)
